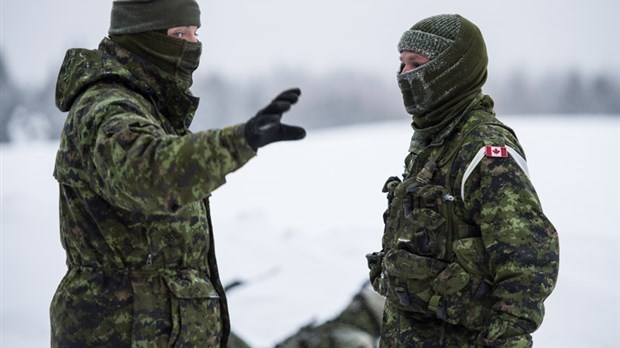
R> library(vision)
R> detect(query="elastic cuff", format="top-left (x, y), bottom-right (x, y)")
top-left (233, 123), bottom-right (257, 156)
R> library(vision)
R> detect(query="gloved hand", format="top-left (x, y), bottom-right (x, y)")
top-left (365, 251), bottom-right (384, 293)
top-left (244, 88), bottom-right (306, 151)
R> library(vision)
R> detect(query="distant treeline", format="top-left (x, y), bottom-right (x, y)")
top-left (1, 52), bottom-right (619, 143)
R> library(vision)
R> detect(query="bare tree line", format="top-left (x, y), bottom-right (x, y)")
top-left (1, 52), bottom-right (619, 143)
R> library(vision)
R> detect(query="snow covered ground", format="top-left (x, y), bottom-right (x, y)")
top-left (1, 116), bottom-right (619, 347)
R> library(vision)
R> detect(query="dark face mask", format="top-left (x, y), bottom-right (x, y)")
top-left (111, 31), bottom-right (202, 88)
top-left (397, 64), bottom-right (430, 116)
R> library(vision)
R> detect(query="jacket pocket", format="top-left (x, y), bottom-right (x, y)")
top-left (383, 249), bottom-right (448, 317)
top-left (163, 271), bottom-right (222, 347)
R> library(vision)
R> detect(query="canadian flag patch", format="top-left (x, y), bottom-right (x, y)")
top-left (485, 145), bottom-right (508, 158)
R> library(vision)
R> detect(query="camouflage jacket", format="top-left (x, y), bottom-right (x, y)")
top-left (375, 96), bottom-right (559, 347)
top-left (50, 37), bottom-right (255, 347)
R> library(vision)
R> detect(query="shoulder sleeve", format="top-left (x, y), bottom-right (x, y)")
top-left (454, 124), bottom-right (559, 337)
top-left (81, 85), bottom-right (255, 214)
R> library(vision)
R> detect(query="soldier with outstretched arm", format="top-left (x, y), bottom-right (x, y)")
top-left (50, 0), bottom-right (304, 346)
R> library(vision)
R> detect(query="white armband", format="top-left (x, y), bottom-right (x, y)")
top-left (461, 146), bottom-right (530, 203)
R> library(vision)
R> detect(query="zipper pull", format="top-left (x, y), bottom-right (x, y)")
top-left (442, 194), bottom-right (455, 201)
top-left (146, 254), bottom-right (153, 267)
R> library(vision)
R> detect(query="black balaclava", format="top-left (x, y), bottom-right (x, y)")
top-left (108, 0), bottom-right (202, 88)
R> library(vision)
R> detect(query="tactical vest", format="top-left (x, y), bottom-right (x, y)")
top-left (376, 111), bottom-right (518, 331)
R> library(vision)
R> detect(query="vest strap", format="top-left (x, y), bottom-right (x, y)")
top-left (428, 295), bottom-right (447, 320)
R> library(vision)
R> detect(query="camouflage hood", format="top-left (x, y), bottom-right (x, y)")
top-left (55, 37), bottom-right (198, 130)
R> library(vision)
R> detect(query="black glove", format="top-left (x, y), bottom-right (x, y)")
top-left (244, 88), bottom-right (306, 151)
top-left (366, 251), bottom-right (384, 293)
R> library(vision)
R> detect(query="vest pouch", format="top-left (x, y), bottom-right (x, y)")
top-left (431, 259), bottom-right (494, 331)
top-left (383, 248), bottom-right (448, 317)
top-left (163, 271), bottom-right (222, 347)
top-left (403, 208), bottom-right (445, 256)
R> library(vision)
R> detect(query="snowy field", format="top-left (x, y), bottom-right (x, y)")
top-left (1, 116), bottom-right (619, 347)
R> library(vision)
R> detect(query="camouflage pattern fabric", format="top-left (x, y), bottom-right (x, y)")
top-left (50, 37), bottom-right (255, 347)
top-left (369, 96), bottom-right (559, 347)
top-left (380, 302), bottom-right (493, 348)
top-left (276, 283), bottom-right (385, 348)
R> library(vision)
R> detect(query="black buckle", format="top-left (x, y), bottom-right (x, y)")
top-left (436, 299), bottom-right (448, 321)
top-left (475, 279), bottom-right (492, 299)
top-left (395, 286), bottom-right (410, 306)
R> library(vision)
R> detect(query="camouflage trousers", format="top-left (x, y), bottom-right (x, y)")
top-left (380, 299), bottom-right (481, 348)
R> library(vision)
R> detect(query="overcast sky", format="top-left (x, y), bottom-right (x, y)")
top-left (1, 0), bottom-right (619, 88)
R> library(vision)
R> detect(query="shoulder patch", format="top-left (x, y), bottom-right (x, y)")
top-left (484, 145), bottom-right (508, 158)
top-left (461, 146), bottom-right (530, 203)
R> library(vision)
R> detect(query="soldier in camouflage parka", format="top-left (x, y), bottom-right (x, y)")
top-left (366, 15), bottom-right (559, 347)
top-left (50, 1), bottom-right (305, 346)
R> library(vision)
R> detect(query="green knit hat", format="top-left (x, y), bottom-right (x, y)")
top-left (109, 0), bottom-right (201, 35)
top-left (398, 14), bottom-right (461, 59)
